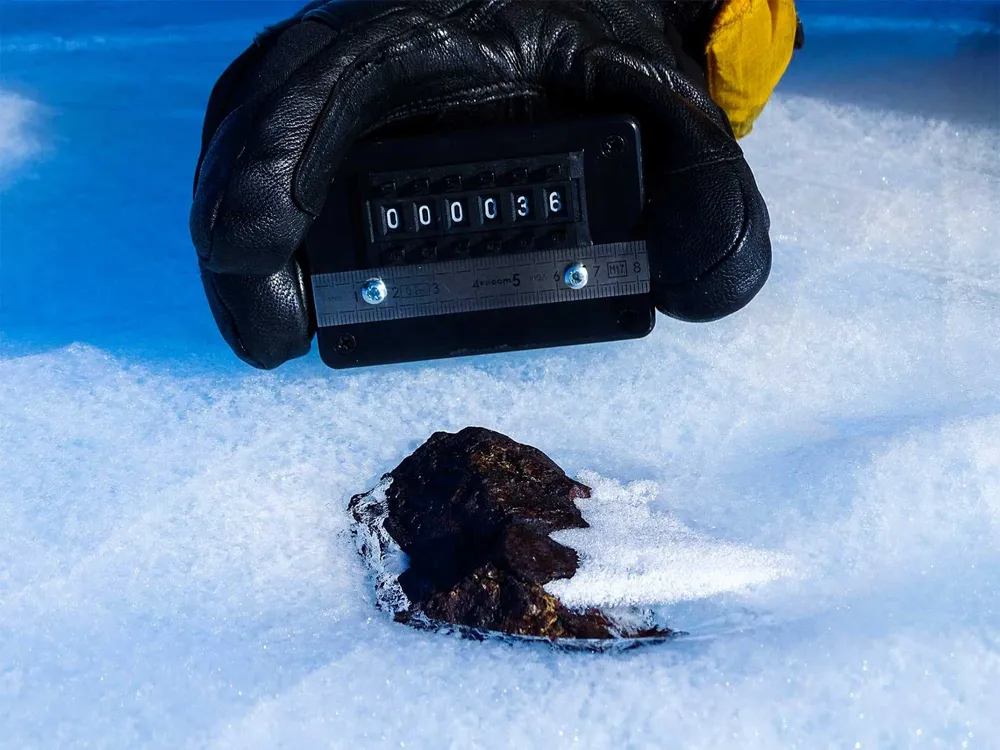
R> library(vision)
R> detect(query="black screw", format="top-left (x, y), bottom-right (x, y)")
top-left (336, 335), bottom-right (357, 354)
top-left (602, 135), bottom-right (627, 157)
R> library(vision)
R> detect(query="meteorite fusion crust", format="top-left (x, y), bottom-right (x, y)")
top-left (349, 427), bottom-right (675, 644)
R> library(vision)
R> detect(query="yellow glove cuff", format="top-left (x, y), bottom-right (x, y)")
top-left (705, 0), bottom-right (798, 138)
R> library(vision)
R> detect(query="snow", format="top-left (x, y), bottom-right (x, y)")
top-left (548, 472), bottom-right (798, 609)
top-left (1, 2), bottom-right (998, 748)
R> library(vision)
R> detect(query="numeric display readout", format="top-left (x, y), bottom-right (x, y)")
top-left (361, 154), bottom-right (585, 266)
top-left (375, 185), bottom-right (570, 237)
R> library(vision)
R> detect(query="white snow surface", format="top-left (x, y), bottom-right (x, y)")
top-left (2, 82), bottom-right (1000, 749)
top-left (546, 472), bottom-right (799, 608)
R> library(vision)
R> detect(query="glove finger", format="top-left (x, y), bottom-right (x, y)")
top-left (191, 16), bottom-right (339, 274)
top-left (200, 254), bottom-right (313, 370)
top-left (567, 42), bottom-right (772, 321)
top-left (644, 147), bottom-right (771, 322)
top-left (195, 0), bottom-right (422, 171)
top-left (194, 15), bottom-right (334, 192)
top-left (194, 6), bottom-right (540, 277)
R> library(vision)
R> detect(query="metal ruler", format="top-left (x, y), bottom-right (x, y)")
top-left (311, 241), bottom-right (649, 327)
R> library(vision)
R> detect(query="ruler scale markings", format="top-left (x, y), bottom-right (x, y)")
top-left (312, 241), bottom-right (649, 327)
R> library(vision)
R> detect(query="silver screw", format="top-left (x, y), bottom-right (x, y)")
top-left (564, 263), bottom-right (589, 290)
top-left (360, 278), bottom-right (388, 305)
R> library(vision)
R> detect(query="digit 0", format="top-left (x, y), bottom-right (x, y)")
top-left (484, 198), bottom-right (498, 220)
top-left (385, 208), bottom-right (400, 231)
top-left (418, 204), bottom-right (432, 227)
top-left (450, 201), bottom-right (464, 224)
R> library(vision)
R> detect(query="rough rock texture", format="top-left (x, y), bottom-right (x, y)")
top-left (349, 426), bottom-right (673, 641)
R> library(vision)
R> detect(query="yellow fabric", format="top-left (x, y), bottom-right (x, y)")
top-left (705, 0), bottom-right (798, 138)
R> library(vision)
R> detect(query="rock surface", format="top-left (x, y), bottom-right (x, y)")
top-left (349, 426), bottom-right (673, 641)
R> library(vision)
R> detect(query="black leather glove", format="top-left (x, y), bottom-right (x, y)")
top-left (191, 0), bottom-right (771, 370)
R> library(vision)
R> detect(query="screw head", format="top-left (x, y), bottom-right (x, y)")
top-left (617, 307), bottom-right (641, 331)
top-left (360, 278), bottom-right (387, 305)
top-left (564, 263), bottom-right (589, 290)
top-left (602, 134), bottom-right (626, 157)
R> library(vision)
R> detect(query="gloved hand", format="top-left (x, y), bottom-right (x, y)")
top-left (191, 0), bottom-right (776, 369)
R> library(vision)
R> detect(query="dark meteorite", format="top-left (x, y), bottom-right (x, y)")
top-left (349, 426), bottom-right (673, 641)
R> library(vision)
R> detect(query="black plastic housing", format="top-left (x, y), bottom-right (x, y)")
top-left (304, 115), bottom-right (652, 368)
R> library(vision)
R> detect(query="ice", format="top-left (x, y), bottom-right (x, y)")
top-left (1, 3), bottom-right (999, 748)
top-left (348, 476), bottom-right (413, 618)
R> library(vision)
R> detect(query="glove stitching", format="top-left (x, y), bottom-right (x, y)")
top-left (193, 40), bottom-right (264, 196)
top-left (296, 23), bottom-right (489, 215)
top-left (305, 4), bottom-right (414, 40)
top-left (201, 25), bottom-right (348, 269)
top-left (662, 152), bottom-right (742, 176)
top-left (573, 44), bottom-right (732, 164)
top-left (368, 83), bottom-right (545, 133)
top-left (203, 268), bottom-right (264, 369)
top-left (583, 2), bottom-right (631, 41)
top-left (310, 0), bottom-right (525, 101)
top-left (205, 16), bottom-right (332, 155)
top-left (659, 161), bottom-right (754, 291)
top-left (697, 166), bottom-right (753, 283)
top-left (306, 0), bottom-right (496, 39)
top-left (202, 107), bottom-right (252, 270)
top-left (463, 0), bottom-right (515, 29)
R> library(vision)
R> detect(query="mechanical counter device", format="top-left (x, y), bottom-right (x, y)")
top-left (304, 115), bottom-right (653, 368)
